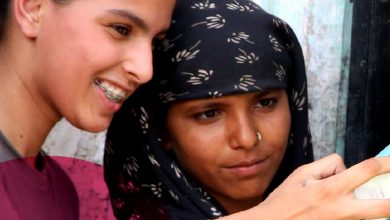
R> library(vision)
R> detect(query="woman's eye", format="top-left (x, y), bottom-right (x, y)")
top-left (256, 98), bottom-right (276, 108)
top-left (111, 24), bottom-right (131, 36)
top-left (194, 110), bottom-right (219, 120)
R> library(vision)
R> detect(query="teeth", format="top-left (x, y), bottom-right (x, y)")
top-left (94, 79), bottom-right (126, 103)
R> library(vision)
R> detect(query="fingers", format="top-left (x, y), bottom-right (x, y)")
top-left (294, 153), bottom-right (346, 180)
top-left (333, 156), bottom-right (390, 190)
top-left (348, 199), bottom-right (390, 220)
top-left (268, 155), bottom-right (390, 220)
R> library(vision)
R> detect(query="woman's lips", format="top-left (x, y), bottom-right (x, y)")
top-left (94, 79), bottom-right (128, 103)
top-left (225, 158), bottom-right (267, 177)
top-left (94, 78), bottom-right (136, 113)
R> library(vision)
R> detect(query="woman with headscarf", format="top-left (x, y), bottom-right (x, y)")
top-left (104, 0), bottom-right (390, 219)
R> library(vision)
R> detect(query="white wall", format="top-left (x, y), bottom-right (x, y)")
top-left (255, 0), bottom-right (352, 159)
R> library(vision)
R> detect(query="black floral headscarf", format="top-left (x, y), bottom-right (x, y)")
top-left (104, 0), bottom-right (313, 219)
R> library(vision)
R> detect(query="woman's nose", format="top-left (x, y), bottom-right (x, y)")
top-left (122, 41), bottom-right (153, 84)
top-left (229, 114), bottom-right (259, 150)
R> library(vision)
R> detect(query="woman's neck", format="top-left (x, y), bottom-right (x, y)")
top-left (0, 51), bottom-right (60, 158)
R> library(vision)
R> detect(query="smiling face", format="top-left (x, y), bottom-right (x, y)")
top-left (30, 0), bottom-right (175, 132)
top-left (166, 90), bottom-right (291, 213)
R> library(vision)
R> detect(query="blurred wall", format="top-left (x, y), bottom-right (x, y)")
top-left (255, 0), bottom-right (352, 159)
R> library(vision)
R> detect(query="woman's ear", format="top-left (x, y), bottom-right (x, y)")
top-left (14, 0), bottom-right (43, 38)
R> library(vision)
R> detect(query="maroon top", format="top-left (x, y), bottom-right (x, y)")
top-left (0, 132), bottom-right (79, 220)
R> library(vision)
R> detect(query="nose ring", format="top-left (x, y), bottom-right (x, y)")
top-left (256, 131), bottom-right (262, 141)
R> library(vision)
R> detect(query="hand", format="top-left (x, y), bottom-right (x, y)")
top-left (258, 154), bottom-right (390, 220)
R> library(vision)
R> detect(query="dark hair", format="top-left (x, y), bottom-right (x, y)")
top-left (0, 0), bottom-right (10, 42)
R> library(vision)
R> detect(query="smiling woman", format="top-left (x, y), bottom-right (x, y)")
top-left (0, 0), bottom-right (175, 219)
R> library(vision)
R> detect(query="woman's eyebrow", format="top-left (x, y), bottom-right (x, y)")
top-left (254, 90), bottom-right (279, 97)
top-left (105, 9), bottom-right (148, 32)
top-left (180, 101), bottom-right (225, 113)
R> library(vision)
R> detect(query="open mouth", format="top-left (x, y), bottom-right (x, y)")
top-left (94, 79), bottom-right (127, 103)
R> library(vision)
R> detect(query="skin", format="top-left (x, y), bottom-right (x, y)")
top-left (223, 155), bottom-right (390, 220)
top-left (166, 90), bottom-right (291, 213)
top-left (0, 0), bottom-right (175, 158)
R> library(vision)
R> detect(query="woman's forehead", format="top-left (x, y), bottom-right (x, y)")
top-left (170, 89), bottom-right (287, 108)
